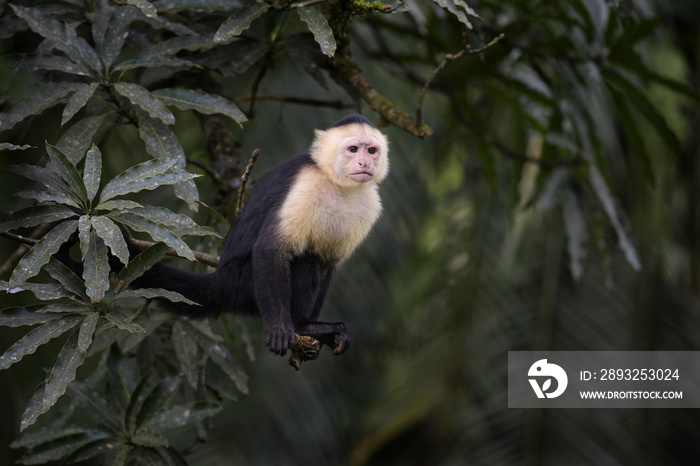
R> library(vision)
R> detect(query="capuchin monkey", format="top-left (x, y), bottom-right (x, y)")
top-left (133, 114), bottom-right (389, 356)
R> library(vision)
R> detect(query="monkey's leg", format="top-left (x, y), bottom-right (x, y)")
top-left (295, 322), bottom-right (353, 355)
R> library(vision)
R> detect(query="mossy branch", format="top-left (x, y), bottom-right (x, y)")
top-left (328, 0), bottom-right (433, 139)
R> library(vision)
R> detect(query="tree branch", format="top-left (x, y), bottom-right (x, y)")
top-left (237, 148), bottom-right (260, 217)
top-left (416, 33), bottom-right (505, 126)
top-left (329, 2), bottom-right (433, 139)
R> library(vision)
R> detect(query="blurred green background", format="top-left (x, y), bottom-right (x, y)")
top-left (2, 0), bottom-right (700, 464)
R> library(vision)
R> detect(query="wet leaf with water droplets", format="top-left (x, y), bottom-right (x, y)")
top-left (9, 220), bottom-right (78, 288)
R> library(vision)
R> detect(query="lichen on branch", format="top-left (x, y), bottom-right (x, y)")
top-left (327, 0), bottom-right (434, 139)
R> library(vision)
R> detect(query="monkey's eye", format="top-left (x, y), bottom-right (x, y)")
top-left (368, 147), bottom-right (377, 154)
top-left (348, 146), bottom-right (358, 153)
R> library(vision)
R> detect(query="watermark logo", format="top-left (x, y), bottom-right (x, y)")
top-left (528, 359), bottom-right (568, 398)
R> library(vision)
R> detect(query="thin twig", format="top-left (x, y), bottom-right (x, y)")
top-left (237, 149), bottom-right (260, 216)
top-left (0, 231), bottom-right (39, 247)
top-left (416, 33), bottom-right (505, 125)
top-left (0, 232), bottom-right (34, 277)
top-left (181, 437), bottom-right (206, 456)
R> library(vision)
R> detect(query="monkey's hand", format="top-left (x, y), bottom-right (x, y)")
top-left (265, 323), bottom-right (296, 356)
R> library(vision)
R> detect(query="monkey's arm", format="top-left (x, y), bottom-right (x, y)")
top-left (252, 236), bottom-right (295, 355)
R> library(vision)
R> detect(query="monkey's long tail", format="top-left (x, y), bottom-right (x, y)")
top-left (54, 240), bottom-right (218, 318)
top-left (131, 261), bottom-right (218, 318)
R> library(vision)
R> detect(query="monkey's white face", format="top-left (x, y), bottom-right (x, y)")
top-left (341, 138), bottom-right (382, 183)
top-left (311, 122), bottom-right (389, 189)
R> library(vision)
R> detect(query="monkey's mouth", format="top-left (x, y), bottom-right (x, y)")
top-left (349, 171), bottom-right (374, 182)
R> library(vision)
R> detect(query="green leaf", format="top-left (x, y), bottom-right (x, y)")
top-left (11, 5), bottom-right (102, 74)
top-left (125, 372), bottom-right (158, 435)
top-left (562, 190), bottom-right (588, 280)
top-left (83, 229), bottom-right (110, 303)
top-left (44, 257), bottom-right (89, 301)
top-left (104, 311), bottom-right (146, 334)
top-left (607, 85), bottom-right (654, 184)
top-left (0, 82), bottom-right (83, 132)
top-left (118, 311), bottom-right (170, 353)
top-left (114, 242), bottom-right (169, 292)
top-left (198, 338), bottom-right (248, 395)
top-left (78, 215), bottom-right (91, 260)
top-left (126, 0), bottom-right (158, 19)
top-left (153, 87), bottom-right (247, 123)
top-left (114, 56), bottom-right (197, 71)
top-left (136, 374), bottom-right (184, 428)
top-left (78, 312), bottom-right (100, 353)
top-left (46, 143), bottom-right (89, 206)
top-left (8, 164), bottom-right (83, 209)
top-left (113, 82), bottom-right (175, 125)
top-left (2, 280), bottom-right (74, 301)
top-left (132, 430), bottom-right (168, 447)
top-left (16, 432), bottom-right (107, 464)
top-left (15, 190), bottom-right (82, 207)
top-left (99, 158), bottom-right (177, 203)
top-left (101, 5), bottom-right (138, 70)
top-left (67, 381), bottom-right (121, 431)
top-left (230, 315), bottom-right (255, 362)
top-left (10, 425), bottom-right (93, 449)
top-left (81, 224), bottom-right (111, 302)
top-left (155, 446), bottom-right (189, 466)
top-left (129, 33), bottom-right (215, 60)
top-left (569, 0), bottom-right (595, 41)
top-left (57, 114), bottom-right (108, 164)
top-left (62, 83), bottom-right (99, 126)
top-left (83, 144), bottom-right (102, 203)
top-left (614, 17), bottom-right (660, 48)
top-left (22, 56), bottom-right (92, 77)
top-left (213, 3), bottom-right (270, 43)
top-left (136, 113), bottom-right (199, 211)
top-left (0, 315), bottom-right (83, 370)
top-left (588, 166), bottom-right (641, 271)
top-left (38, 303), bottom-right (93, 315)
top-left (118, 288), bottom-right (201, 306)
top-left (432, 0), bottom-right (478, 29)
top-left (125, 205), bottom-right (198, 230)
top-left (0, 308), bottom-right (62, 327)
top-left (109, 212), bottom-right (195, 260)
top-left (156, 0), bottom-right (241, 13)
top-left (21, 329), bottom-right (89, 430)
top-left (103, 444), bottom-right (129, 466)
top-left (202, 38), bottom-right (269, 77)
top-left (603, 67), bottom-right (683, 155)
top-left (64, 438), bottom-right (123, 464)
top-left (106, 346), bottom-right (134, 409)
top-left (172, 321), bottom-right (198, 388)
top-left (142, 402), bottom-right (221, 429)
top-left (91, 215), bottom-right (130, 265)
top-left (96, 200), bottom-right (143, 211)
top-left (9, 220), bottom-right (78, 287)
top-left (297, 6), bottom-right (336, 58)
top-left (0, 205), bottom-right (76, 232)
top-left (0, 142), bottom-right (33, 151)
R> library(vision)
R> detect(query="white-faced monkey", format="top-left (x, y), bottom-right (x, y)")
top-left (135, 114), bottom-right (389, 356)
